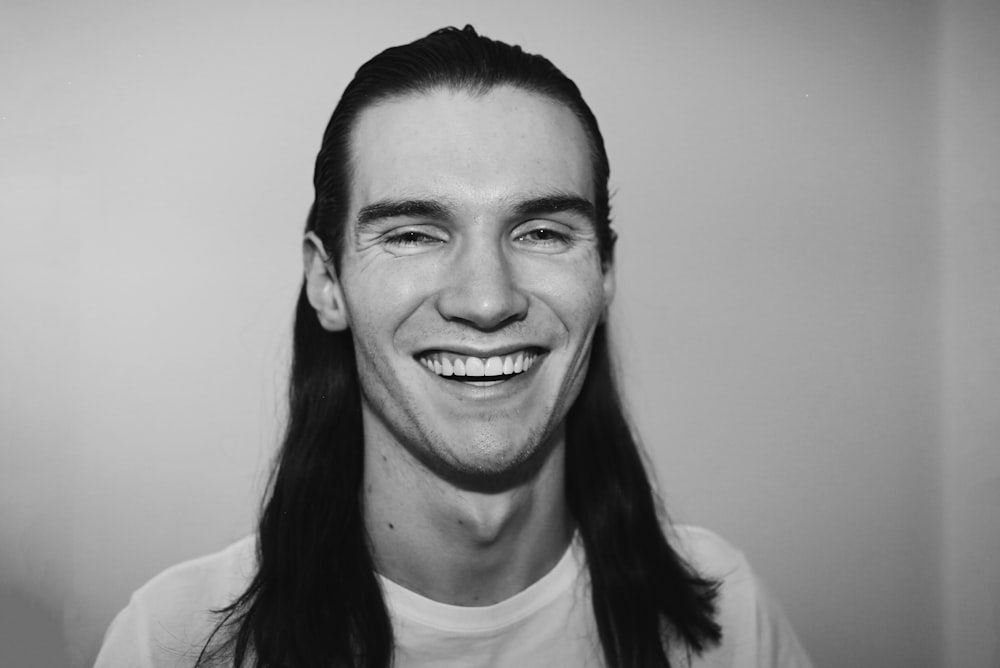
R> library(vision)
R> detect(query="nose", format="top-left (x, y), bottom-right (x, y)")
top-left (435, 239), bottom-right (529, 330)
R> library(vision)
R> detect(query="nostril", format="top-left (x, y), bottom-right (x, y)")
top-left (435, 263), bottom-right (529, 330)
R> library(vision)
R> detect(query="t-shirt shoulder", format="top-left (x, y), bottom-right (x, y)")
top-left (669, 525), bottom-right (816, 668)
top-left (670, 524), bottom-right (751, 582)
top-left (134, 535), bottom-right (256, 611)
top-left (94, 536), bottom-right (256, 668)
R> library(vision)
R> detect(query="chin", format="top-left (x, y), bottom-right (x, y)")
top-left (425, 427), bottom-right (559, 492)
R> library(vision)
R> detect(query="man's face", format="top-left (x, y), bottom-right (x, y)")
top-left (334, 86), bottom-right (613, 484)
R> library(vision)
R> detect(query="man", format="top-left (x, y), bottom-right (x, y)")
top-left (96, 26), bottom-right (813, 667)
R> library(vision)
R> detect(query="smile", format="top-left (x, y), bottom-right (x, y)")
top-left (417, 349), bottom-right (540, 379)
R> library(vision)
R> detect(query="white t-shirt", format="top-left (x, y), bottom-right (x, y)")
top-left (94, 526), bottom-right (814, 667)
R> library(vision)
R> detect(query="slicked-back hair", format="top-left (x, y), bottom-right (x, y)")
top-left (198, 26), bottom-right (721, 668)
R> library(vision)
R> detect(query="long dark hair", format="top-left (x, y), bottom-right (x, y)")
top-left (198, 26), bottom-right (721, 668)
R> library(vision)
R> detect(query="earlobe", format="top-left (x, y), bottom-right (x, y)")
top-left (303, 232), bottom-right (350, 332)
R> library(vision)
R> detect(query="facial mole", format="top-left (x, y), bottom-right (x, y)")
top-left (388, 523), bottom-right (395, 530)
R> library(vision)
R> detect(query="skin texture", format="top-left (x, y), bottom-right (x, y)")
top-left (304, 86), bottom-right (614, 605)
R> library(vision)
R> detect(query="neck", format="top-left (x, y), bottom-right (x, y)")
top-left (362, 429), bottom-right (573, 606)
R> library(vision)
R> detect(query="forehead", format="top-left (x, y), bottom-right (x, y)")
top-left (347, 86), bottom-right (594, 212)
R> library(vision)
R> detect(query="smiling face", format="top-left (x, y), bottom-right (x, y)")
top-left (309, 86), bottom-right (613, 486)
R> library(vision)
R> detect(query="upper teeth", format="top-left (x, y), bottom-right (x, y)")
top-left (419, 350), bottom-right (538, 377)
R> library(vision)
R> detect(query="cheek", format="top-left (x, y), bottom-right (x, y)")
top-left (340, 268), bottom-right (443, 397)
top-left (539, 266), bottom-right (608, 333)
top-left (342, 261), bottom-right (432, 335)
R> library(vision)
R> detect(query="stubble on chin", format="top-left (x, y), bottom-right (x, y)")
top-left (398, 414), bottom-right (564, 494)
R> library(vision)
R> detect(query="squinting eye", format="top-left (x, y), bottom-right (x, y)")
top-left (383, 230), bottom-right (443, 247)
top-left (517, 228), bottom-right (570, 245)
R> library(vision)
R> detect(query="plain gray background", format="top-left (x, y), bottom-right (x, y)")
top-left (1, 0), bottom-right (998, 666)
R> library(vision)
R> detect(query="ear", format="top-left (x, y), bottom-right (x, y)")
top-left (303, 232), bottom-right (350, 332)
top-left (600, 264), bottom-right (616, 323)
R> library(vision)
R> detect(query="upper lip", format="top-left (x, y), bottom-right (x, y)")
top-left (414, 344), bottom-right (545, 358)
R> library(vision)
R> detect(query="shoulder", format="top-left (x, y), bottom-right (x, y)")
top-left (133, 534), bottom-right (257, 613)
top-left (668, 525), bottom-right (759, 630)
top-left (94, 536), bottom-right (256, 668)
top-left (668, 525), bottom-right (816, 668)
top-left (669, 524), bottom-right (751, 582)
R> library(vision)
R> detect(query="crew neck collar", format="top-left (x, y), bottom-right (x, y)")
top-left (379, 532), bottom-right (585, 633)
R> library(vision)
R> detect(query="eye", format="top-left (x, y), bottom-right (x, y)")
top-left (383, 229), bottom-right (445, 248)
top-left (514, 225), bottom-right (572, 249)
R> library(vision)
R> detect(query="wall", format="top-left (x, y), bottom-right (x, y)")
top-left (0, 1), bottom-right (964, 666)
top-left (610, 3), bottom-right (940, 665)
top-left (940, 1), bottom-right (1000, 667)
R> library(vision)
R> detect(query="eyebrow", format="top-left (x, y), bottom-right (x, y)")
top-left (513, 194), bottom-right (596, 223)
top-left (355, 193), bottom-right (596, 230)
top-left (356, 199), bottom-right (450, 227)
